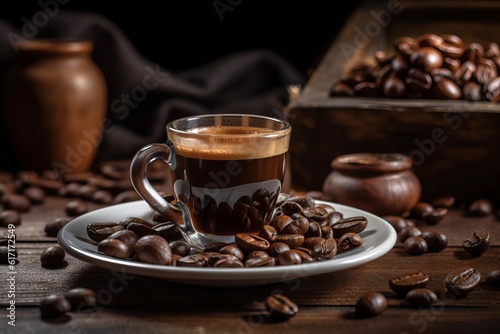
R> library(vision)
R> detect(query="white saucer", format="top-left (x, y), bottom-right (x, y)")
top-left (58, 200), bottom-right (397, 287)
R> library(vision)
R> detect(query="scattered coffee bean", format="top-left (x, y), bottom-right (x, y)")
top-left (22, 186), bottom-right (46, 204)
top-left (406, 288), bottom-right (438, 308)
top-left (355, 292), bottom-right (387, 318)
top-left (0, 246), bottom-right (17, 264)
top-left (40, 245), bottom-right (66, 268)
top-left (431, 196), bottom-right (455, 209)
top-left (420, 230), bottom-right (448, 252)
top-left (389, 272), bottom-right (429, 295)
top-left (44, 218), bottom-right (72, 237)
top-left (398, 226), bottom-right (422, 243)
top-left (404, 236), bottom-right (428, 255)
top-left (424, 207), bottom-right (448, 225)
top-left (64, 287), bottom-right (97, 310)
top-left (467, 198), bottom-right (493, 216)
top-left (410, 202), bottom-right (434, 220)
top-left (0, 210), bottom-right (21, 227)
top-left (445, 266), bottom-right (481, 298)
top-left (463, 229), bottom-right (490, 256)
top-left (91, 190), bottom-right (114, 204)
top-left (383, 215), bottom-right (413, 232)
top-left (265, 294), bottom-right (298, 321)
top-left (40, 294), bottom-right (72, 319)
top-left (485, 269), bottom-right (500, 287)
top-left (65, 199), bottom-right (88, 216)
top-left (2, 193), bottom-right (31, 213)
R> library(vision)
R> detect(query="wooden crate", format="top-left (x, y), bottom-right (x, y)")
top-left (286, 0), bottom-right (500, 204)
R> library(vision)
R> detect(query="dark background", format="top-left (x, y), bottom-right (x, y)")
top-left (1, 0), bottom-right (362, 76)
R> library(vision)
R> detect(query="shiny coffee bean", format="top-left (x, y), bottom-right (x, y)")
top-left (430, 196), bottom-right (455, 209)
top-left (212, 257), bottom-right (244, 268)
top-left (467, 198), bottom-right (493, 216)
top-left (462, 81), bottom-right (483, 101)
top-left (420, 230), bottom-right (448, 252)
top-left (485, 269), bottom-right (500, 287)
top-left (353, 82), bottom-right (378, 97)
top-left (169, 240), bottom-right (191, 257)
top-left (355, 292), bottom-right (387, 318)
top-left (39, 294), bottom-right (72, 319)
top-left (410, 46), bottom-right (443, 72)
top-left (275, 234), bottom-right (305, 248)
top-left (134, 235), bottom-right (172, 265)
top-left (65, 199), bottom-right (88, 216)
top-left (325, 211), bottom-right (344, 227)
top-left (463, 229), bottom-right (490, 256)
top-left (0, 210), bottom-right (21, 227)
top-left (280, 201), bottom-right (303, 216)
top-left (445, 266), bottom-right (481, 298)
top-left (245, 256), bottom-right (276, 267)
top-left (433, 77), bottom-right (462, 99)
top-left (267, 242), bottom-right (291, 257)
top-left (383, 76), bottom-right (406, 98)
top-left (153, 222), bottom-right (183, 241)
top-left (302, 206), bottom-right (329, 223)
top-left (22, 186), bottom-right (46, 204)
top-left (87, 222), bottom-right (125, 242)
top-left (44, 217), bottom-right (72, 237)
top-left (40, 245), bottom-right (66, 268)
top-left (406, 288), bottom-right (438, 308)
top-left (219, 244), bottom-right (245, 262)
top-left (292, 249), bottom-right (315, 263)
top-left (383, 215), bottom-right (413, 232)
top-left (331, 216), bottom-right (367, 238)
top-left (2, 194), bottom-right (31, 213)
top-left (108, 230), bottom-right (139, 251)
top-left (0, 246), bottom-right (17, 264)
top-left (244, 250), bottom-right (269, 261)
top-left (312, 238), bottom-right (337, 259)
top-left (410, 202), bottom-right (434, 220)
top-left (127, 222), bottom-right (159, 238)
top-left (404, 236), bottom-right (428, 255)
top-left (304, 221), bottom-right (322, 238)
top-left (98, 238), bottom-right (132, 259)
top-left (277, 249), bottom-right (302, 265)
top-left (389, 272), bottom-right (429, 295)
top-left (64, 287), bottom-right (97, 310)
top-left (259, 225), bottom-right (278, 242)
top-left (265, 294), bottom-right (299, 321)
top-left (286, 195), bottom-right (316, 208)
top-left (320, 225), bottom-right (334, 239)
top-left (405, 68), bottom-right (432, 93)
top-left (398, 226), bottom-right (421, 243)
top-left (423, 207), bottom-right (448, 225)
top-left (203, 242), bottom-right (230, 253)
top-left (207, 253), bottom-right (240, 267)
top-left (281, 216), bottom-right (310, 235)
top-left (337, 232), bottom-right (363, 251)
top-left (235, 233), bottom-right (270, 252)
top-left (177, 253), bottom-right (208, 267)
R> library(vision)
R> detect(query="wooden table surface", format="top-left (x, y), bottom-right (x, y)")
top-left (1, 162), bottom-right (499, 334)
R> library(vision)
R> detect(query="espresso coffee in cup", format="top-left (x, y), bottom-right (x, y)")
top-left (130, 114), bottom-right (291, 248)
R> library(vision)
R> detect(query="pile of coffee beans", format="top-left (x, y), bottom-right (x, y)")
top-left (90, 193), bottom-right (367, 268)
top-left (330, 33), bottom-right (500, 101)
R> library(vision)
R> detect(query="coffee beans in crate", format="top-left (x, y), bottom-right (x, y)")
top-left (330, 33), bottom-right (500, 101)
top-left (90, 193), bottom-right (368, 268)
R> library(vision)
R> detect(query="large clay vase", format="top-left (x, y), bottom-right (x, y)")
top-left (2, 38), bottom-right (107, 174)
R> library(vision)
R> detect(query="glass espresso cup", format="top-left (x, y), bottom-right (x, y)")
top-left (130, 114), bottom-right (291, 248)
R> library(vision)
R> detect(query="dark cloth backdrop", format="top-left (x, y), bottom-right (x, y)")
top-left (0, 10), bottom-right (305, 171)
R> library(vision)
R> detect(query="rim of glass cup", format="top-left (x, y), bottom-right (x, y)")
top-left (166, 113), bottom-right (291, 138)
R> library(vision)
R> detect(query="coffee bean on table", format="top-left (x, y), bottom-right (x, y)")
top-left (404, 236), bottom-right (428, 255)
top-left (467, 198), bottom-right (493, 216)
top-left (463, 229), bottom-right (490, 256)
top-left (0, 210), bottom-right (21, 227)
top-left (264, 294), bottom-right (299, 321)
top-left (423, 207), bottom-right (448, 225)
top-left (398, 226), bottom-right (422, 243)
top-left (420, 230), bottom-right (448, 252)
top-left (65, 199), bottom-right (88, 216)
top-left (406, 288), bottom-right (438, 308)
top-left (431, 196), bottom-right (456, 209)
top-left (389, 272), bottom-right (429, 295)
top-left (22, 186), bottom-right (46, 204)
top-left (45, 218), bottom-right (72, 237)
top-left (485, 269), bottom-right (500, 287)
top-left (2, 194), bottom-right (31, 213)
top-left (410, 202), bottom-right (434, 220)
top-left (64, 287), bottom-right (97, 310)
top-left (40, 294), bottom-right (72, 319)
top-left (383, 215), bottom-right (412, 232)
top-left (40, 245), bottom-right (66, 268)
top-left (445, 266), bottom-right (481, 298)
top-left (91, 190), bottom-right (114, 204)
top-left (355, 292), bottom-right (387, 318)
top-left (1, 246), bottom-right (17, 264)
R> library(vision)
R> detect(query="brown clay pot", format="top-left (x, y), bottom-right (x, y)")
top-left (2, 38), bottom-right (107, 174)
top-left (322, 153), bottom-right (421, 216)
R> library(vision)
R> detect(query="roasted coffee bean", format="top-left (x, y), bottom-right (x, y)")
top-left (389, 272), bottom-right (429, 295)
top-left (39, 294), bottom-right (72, 319)
top-left (312, 238), bottom-right (337, 259)
top-left (0, 210), bottom-right (21, 227)
top-left (277, 250), bottom-right (302, 265)
top-left (119, 217), bottom-right (155, 228)
top-left (91, 190), bottom-right (114, 204)
top-left (315, 202), bottom-right (336, 214)
top-left (280, 201), bottom-right (303, 216)
top-left (265, 294), bottom-right (298, 321)
top-left (338, 232), bottom-right (363, 251)
top-left (275, 234), bottom-right (305, 248)
top-left (0, 246), bottom-right (17, 264)
top-left (259, 225), bottom-right (278, 242)
top-left (420, 230), bottom-right (448, 252)
top-left (485, 269), bottom-right (500, 287)
top-left (58, 182), bottom-right (82, 197)
top-left (455, 60), bottom-right (475, 85)
top-left (65, 199), bottom-right (88, 216)
top-left (108, 229), bottom-right (139, 251)
top-left (177, 253), bottom-right (208, 267)
top-left (44, 217), bottom-right (72, 237)
top-left (245, 250), bottom-right (269, 260)
top-left (404, 236), bottom-right (428, 255)
top-left (219, 244), bottom-right (245, 262)
top-left (462, 81), bottom-right (483, 101)
top-left (443, 57), bottom-right (461, 73)
top-left (293, 246), bottom-right (315, 258)
top-left (64, 287), bottom-right (97, 310)
top-left (127, 222), bottom-right (159, 238)
top-left (467, 198), bottom-right (493, 216)
top-left (433, 77), bottom-right (462, 99)
top-left (405, 68), bottom-right (432, 93)
top-left (424, 207), bottom-right (448, 225)
top-left (2, 193), bottom-right (31, 212)
top-left (462, 42), bottom-right (484, 63)
top-left (430, 195), bottom-right (455, 209)
top-left (285, 195), bottom-right (316, 208)
top-left (320, 225), bottom-right (334, 239)
top-left (394, 36), bottom-right (419, 61)
top-left (235, 233), bottom-right (270, 252)
top-left (445, 266), bottom-right (481, 298)
top-left (463, 229), bottom-right (490, 256)
top-left (134, 235), bottom-right (172, 265)
top-left (410, 46), bottom-right (443, 72)
top-left (355, 292), bottom-right (387, 318)
top-left (40, 245), bottom-right (66, 268)
top-left (325, 211), bottom-right (344, 227)
top-left (304, 221), bottom-right (322, 238)
top-left (270, 215), bottom-right (293, 232)
top-left (354, 82), bottom-right (378, 97)
top-left (203, 242), bottom-right (230, 253)
top-left (398, 226), bottom-right (422, 243)
top-left (281, 216), bottom-right (310, 235)
top-left (87, 222), bottom-right (124, 242)
top-left (98, 238), bottom-right (132, 259)
top-left (153, 222), bottom-right (183, 241)
top-left (406, 288), bottom-right (438, 308)
top-left (267, 242), bottom-right (291, 257)
top-left (410, 202), bottom-right (434, 220)
top-left (76, 184), bottom-right (98, 201)
top-left (169, 240), bottom-right (191, 257)
top-left (331, 216), bottom-right (367, 238)
top-left (207, 253), bottom-right (240, 267)
top-left (292, 249), bottom-right (315, 263)
top-left (383, 76), bottom-right (406, 98)
top-left (245, 256), bottom-right (276, 267)
top-left (382, 215), bottom-right (413, 232)
top-left (302, 206), bottom-right (329, 223)
top-left (22, 186), bottom-right (45, 204)
top-left (213, 257), bottom-right (244, 268)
